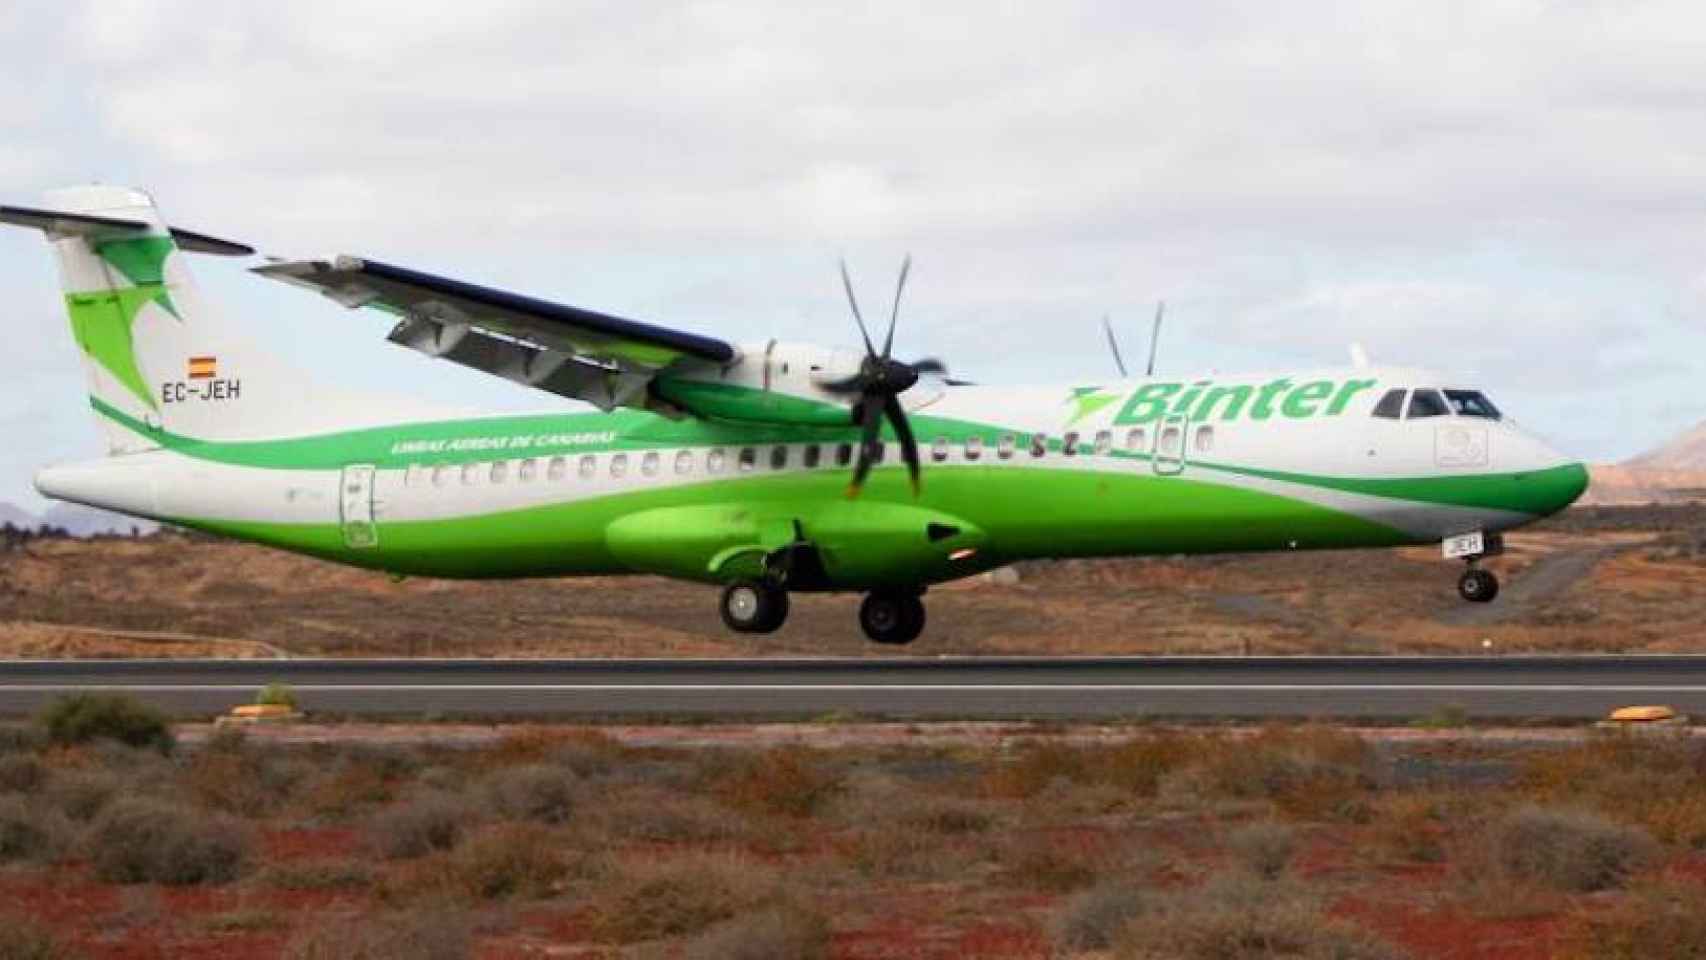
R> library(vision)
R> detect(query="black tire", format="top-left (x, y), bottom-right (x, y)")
top-left (860, 590), bottom-right (925, 645)
top-left (720, 582), bottom-right (789, 633)
top-left (1458, 568), bottom-right (1499, 604)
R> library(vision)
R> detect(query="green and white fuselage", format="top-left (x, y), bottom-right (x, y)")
top-left (9, 185), bottom-right (1586, 641)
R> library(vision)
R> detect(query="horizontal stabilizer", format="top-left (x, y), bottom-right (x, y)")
top-left (0, 204), bottom-right (255, 257)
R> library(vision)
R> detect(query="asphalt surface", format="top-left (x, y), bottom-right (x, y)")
top-left (3, 656), bottom-right (1706, 720)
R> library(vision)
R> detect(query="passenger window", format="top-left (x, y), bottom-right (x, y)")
top-left (403, 464), bottom-right (421, 487)
top-left (610, 453), bottom-right (628, 478)
top-left (577, 454), bottom-right (597, 479)
top-left (641, 451), bottom-right (660, 477)
top-left (674, 450), bottom-right (694, 475)
top-left (432, 465), bottom-right (449, 487)
top-left (1125, 428), bottom-right (1146, 453)
top-left (997, 434), bottom-right (1016, 459)
top-left (1407, 389), bottom-right (1449, 419)
top-left (1371, 388), bottom-right (1407, 420)
top-left (965, 436), bottom-right (983, 460)
top-left (738, 448), bottom-right (757, 472)
top-left (770, 445), bottom-right (788, 470)
top-left (1194, 425), bottom-right (1214, 453)
top-left (547, 457), bottom-right (567, 482)
top-left (1062, 432), bottom-right (1080, 456)
top-left (803, 445), bottom-right (821, 469)
top-left (461, 463), bottom-right (481, 485)
top-left (931, 436), bottom-right (950, 462)
top-left (1093, 430), bottom-right (1112, 455)
top-left (835, 443), bottom-right (854, 467)
top-left (707, 448), bottom-right (727, 474)
top-left (1030, 433), bottom-right (1048, 457)
top-left (1444, 389), bottom-right (1502, 419)
top-left (490, 461), bottom-right (508, 484)
top-left (518, 459), bottom-right (538, 483)
top-left (1158, 427), bottom-right (1182, 455)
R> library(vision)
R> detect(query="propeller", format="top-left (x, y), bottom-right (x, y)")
top-left (1145, 300), bottom-right (1165, 377)
top-left (821, 256), bottom-right (943, 498)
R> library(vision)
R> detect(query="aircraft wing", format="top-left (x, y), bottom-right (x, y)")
top-left (253, 256), bottom-right (739, 412)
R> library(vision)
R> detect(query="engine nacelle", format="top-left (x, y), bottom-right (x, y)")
top-left (651, 341), bottom-right (872, 426)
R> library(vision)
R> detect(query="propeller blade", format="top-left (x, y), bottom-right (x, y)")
top-left (1103, 314), bottom-right (1128, 378)
top-left (884, 393), bottom-right (922, 496)
top-left (1145, 300), bottom-right (1165, 377)
top-left (911, 357), bottom-right (947, 375)
top-left (846, 398), bottom-right (886, 497)
top-left (819, 374), bottom-right (867, 395)
top-left (839, 259), bottom-right (877, 358)
top-left (881, 253), bottom-right (911, 359)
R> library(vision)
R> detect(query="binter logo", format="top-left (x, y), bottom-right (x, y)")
top-left (1101, 378), bottom-right (1380, 426)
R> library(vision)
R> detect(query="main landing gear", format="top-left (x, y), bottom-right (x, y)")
top-left (717, 581), bottom-right (928, 645)
top-left (1458, 565), bottom-right (1499, 604)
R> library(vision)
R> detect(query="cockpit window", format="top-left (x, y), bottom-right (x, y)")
top-left (1444, 389), bottom-right (1502, 420)
top-left (1371, 388), bottom-right (1407, 420)
top-left (1406, 389), bottom-right (1449, 419)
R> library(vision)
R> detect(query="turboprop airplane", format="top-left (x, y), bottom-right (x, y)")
top-left (3, 186), bottom-right (1588, 645)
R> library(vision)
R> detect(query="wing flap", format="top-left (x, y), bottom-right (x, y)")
top-left (254, 256), bottom-right (737, 411)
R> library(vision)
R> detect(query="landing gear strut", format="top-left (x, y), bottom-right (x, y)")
top-left (720, 581), bottom-right (790, 633)
top-left (1458, 565), bottom-right (1499, 604)
top-left (859, 588), bottom-right (926, 645)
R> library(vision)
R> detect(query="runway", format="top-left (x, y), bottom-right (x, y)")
top-left (2, 656), bottom-right (1705, 719)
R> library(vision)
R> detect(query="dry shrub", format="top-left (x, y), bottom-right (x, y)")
top-left (483, 764), bottom-right (576, 824)
top-left (585, 787), bottom-right (756, 847)
top-left (1226, 821), bottom-right (1297, 880)
top-left (1110, 872), bottom-right (1403, 960)
top-left (1186, 726), bottom-right (1378, 821)
top-left (1559, 883), bottom-right (1706, 960)
top-left (705, 747), bottom-right (842, 819)
top-left (183, 746), bottom-right (306, 818)
top-left (36, 694), bottom-right (173, 754)
top-left (1365, 793), bottom-right (1451, 865)
top-left (259, 858), bottom-right (374, 891)
top-left (681, 905), bottom-right (831, 960)
top-left (88, 798), bottom-right (249, 886)
top-left (982, 735), bottom-right (1196, 800)
top-left (365, 791), bottom-right (475, 859)
top-left (1051, 881), bottom-right (1149, 953)
top-left (487, 727), bottom-right (623, 776)
top-left (42, 770), bottom-right (120, 822)
top-left (281, 909), bottom-right (471, 960)
top-left (1471, 806), bottom-right (1658, 894)
top-left (907, 795), bottom-right (997, 835)
top-left (583, 852), bottom-right (779, 943)
top-left (995, 834), bottom-right (1107, 892)
top-left (836, 826), bottom-right (974, 882)
top-left (297, 761), bottom-right (393, 819)
top-left (1520, 736), bottom-right (1706, 847)
top-left (0, 797), bottom-right (72, 864)
top-left (442, 823), bottom-right (567, 900)
top-left (0, 726), bottom-right (44, 755)
top-left (0, 755), bottom-right (46, 794)
top-left (0, 915), bottom-right (77, 960)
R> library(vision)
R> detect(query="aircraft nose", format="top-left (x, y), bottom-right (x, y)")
top-left (1523, 446), bottom-right (1589, 517)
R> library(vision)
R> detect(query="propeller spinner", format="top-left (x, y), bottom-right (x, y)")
top-left (820, 256), bottom-right (945, 498)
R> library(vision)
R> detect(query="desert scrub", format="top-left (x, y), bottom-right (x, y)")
top-left (1183, 726), bottom-right (1379, 821)
top-left (0, 796), bottom-right (72, 864)
top-left (981, 735), bottom-right (1196, 800)
top-left (1474, 805), bottom-right (1658, 894)
top-left (259, 858), bottom-right (375, 892)
top-left (583, 852), bottom-right (780, 943)
top-left (1226, 820), bottom-right (1298, 880)
top-left (1109, 872), bottom-right (1403, 960)
top-left (383, 823), bottom-right (571, 903)
top-left (366, 791), bottom-right (477, 859)
top-left (1559, 883), bottom-right (1706, 959)
top-left (281, 909), bottom-right (472, 960)
top-left (88, 798), bottom-right (250, 885)
top-left (1052, 881), bottom-right (1150, 953)
top-left (701, 746), bottom-right (843, 818)
top-left (36, 693), bottom-right (174, 753)
top-left (0, 755), bottom-right (47, 794)
top-left (42, 769), bottom-right (121, 822)
top-left (1520, 736), bottom-right (1706, 846)
top-left (0, 915), bottom-right (78, 960)
top-left (482, 763), bottom-right (576, 824)
top-left (682, 906), bottom-right (831, 960)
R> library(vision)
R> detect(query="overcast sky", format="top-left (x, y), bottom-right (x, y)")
top-left (4, 0), bottom-right (1705, 507)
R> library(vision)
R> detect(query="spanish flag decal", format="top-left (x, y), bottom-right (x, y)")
top-left (187, 356), bottom-right (217, 380)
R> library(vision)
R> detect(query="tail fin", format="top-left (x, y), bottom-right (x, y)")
top-left (7, 185), bottom-right (321, 453)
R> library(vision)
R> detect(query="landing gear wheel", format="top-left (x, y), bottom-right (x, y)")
top-left (859, 589), bottom-right (926, 645)
top-left (720, 581), bottom-right (790, 633)
top-left (1458, 568), bottom-right (1499, 604)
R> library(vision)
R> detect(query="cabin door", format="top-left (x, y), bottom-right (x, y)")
top-left (339, 464), bottom-right (379, 549)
